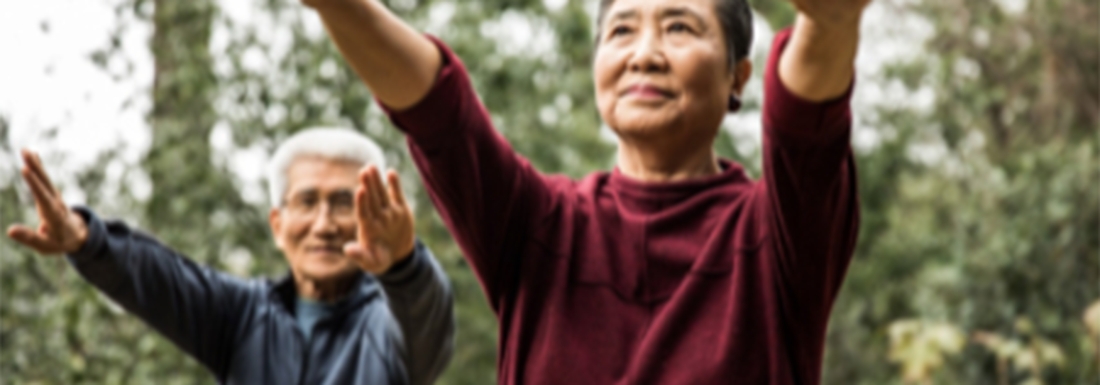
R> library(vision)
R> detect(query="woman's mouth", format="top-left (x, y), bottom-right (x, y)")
top-left (623, 84), bottom-right (673, 100)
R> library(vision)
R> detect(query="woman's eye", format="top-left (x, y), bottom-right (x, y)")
top-left (668, 22), bottom-right (692, 33)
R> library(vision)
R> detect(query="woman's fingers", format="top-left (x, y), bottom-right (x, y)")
top-left (386, 170), bottom-right (407, 208)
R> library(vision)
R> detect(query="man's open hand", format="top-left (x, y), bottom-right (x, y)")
top-left (6, 149), bottom-right (88, 255)
top-left (343, 165), bottom-right (416, 275)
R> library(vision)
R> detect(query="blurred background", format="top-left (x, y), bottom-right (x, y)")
top-left (1, 0), bottom-right (1096, 383)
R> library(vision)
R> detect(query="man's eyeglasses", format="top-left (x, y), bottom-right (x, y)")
top-left (282, 190), bottom-right (355, 220)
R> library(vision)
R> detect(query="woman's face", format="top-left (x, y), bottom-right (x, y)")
top-left (594, 0), bottom-right (739, 147)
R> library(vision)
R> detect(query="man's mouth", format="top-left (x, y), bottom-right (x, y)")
top-left (306, 245), bottom-right (345, 255)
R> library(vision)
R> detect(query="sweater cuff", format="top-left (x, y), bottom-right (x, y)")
top-left (67, 206), bottom-right (108, 264)
top-left (763, 27), bottom-right (854, 142)
top-left (377, 239), bottom-right (428, 286)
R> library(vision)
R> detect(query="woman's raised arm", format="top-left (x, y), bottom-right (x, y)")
top-left (778, 0), bottom-right (870, 102)
top-left (303, 0), bottom-right (441, 110)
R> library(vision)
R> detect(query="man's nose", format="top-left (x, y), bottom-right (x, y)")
top-left (309, 204), bottom-right (340, 237)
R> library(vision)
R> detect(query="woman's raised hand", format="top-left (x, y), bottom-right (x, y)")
top-left (6, 149), bottom-right (89, 255)
top-left (343, 165), bottom-right (416, 275)
top-left (788, 0), bottom-right (872, 30)
top-left (300, 0), bottom-right (441, 111)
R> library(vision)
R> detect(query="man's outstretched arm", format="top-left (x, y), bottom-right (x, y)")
top-left (7, 149), bottom-right (255, 380)
top-left (779, 0), bottom-right (871, 102)
top-left (302, 0), bottom-right (440, 111)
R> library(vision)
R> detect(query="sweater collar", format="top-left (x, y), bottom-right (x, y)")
top-left (607, 158), bottom-right (750, 203)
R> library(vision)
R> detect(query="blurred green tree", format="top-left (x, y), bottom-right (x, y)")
top-left (2, 0), bottom-right (1096, 383)
top-left (823, 0), bottom-right (1098, 383)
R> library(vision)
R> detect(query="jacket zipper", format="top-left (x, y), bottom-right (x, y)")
top-left (296, 328), bottom-right (311, 385)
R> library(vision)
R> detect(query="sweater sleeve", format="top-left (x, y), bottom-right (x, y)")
top-left (381, 36), bottom-right (552, 312)
top-left (758, 28), bottom-right (861, 320)
top-left (65, 207), bottom-right (258, 381)
top-left (376, 240), bottom-right (455, 385)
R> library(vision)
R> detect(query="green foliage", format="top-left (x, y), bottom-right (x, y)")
top-left (823, 0), bottom-right (1099, 383)
top-left (2, 0), bottom-right (1096, 383)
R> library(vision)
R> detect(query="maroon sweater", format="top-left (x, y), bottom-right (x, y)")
top-left (385, 29), bottom-right (859, 385)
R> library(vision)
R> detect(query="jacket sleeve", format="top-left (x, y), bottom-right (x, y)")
top-left (382, 36), bottom-right (554, 312)
top-left (376, 240), bottom-right (455, 385)
top-left (65, 207), bottom-right (258, 380)
top-left (757, 28), bottom-right (861, 322)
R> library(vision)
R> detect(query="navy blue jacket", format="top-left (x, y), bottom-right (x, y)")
top-left (67, 208), bottom-right (454, 384)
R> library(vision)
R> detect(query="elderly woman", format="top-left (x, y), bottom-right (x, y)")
top-left (305, 0), bottom-right (866, 382)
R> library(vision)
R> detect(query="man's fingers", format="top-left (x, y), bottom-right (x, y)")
top-left (344, 242), bottom-right (382, 273)
top-left (7, 225), bottom-right (57, 254)
top-left (22, 167), bottom-right (62, 221)
top-left (22, 166), bottom-right (69, 227)
top-left (23, 150), bottom-right (59, 197)
top-left (360, 166), bottom-right (384, 215)
top-left (385, 170), bottom-right (407, 208)
top-left (355, 186), bottom-right (379, 245)
top-left (21, 150), bottom-right (69, 226)
top-left (344, 242), bottom-right (363, 258)
top-left (7, 224), bottom-right (33, 240)
top-left (344, 242), bottom-right (370, 266)
top-left (368, 166), bottom-right (390, 209)
top-left (355, 185), bottom-right (371, 222)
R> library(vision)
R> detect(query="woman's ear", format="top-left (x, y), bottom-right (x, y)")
top-left (728, 58), bottom-right (753, 112)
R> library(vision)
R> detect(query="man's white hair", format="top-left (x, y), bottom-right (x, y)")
top-left (266, 127), bottom-right (386, 207)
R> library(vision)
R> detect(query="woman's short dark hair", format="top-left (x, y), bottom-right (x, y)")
top-left (595, 0), bottom-right (754, 70)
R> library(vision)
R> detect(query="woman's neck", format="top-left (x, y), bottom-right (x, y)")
top-left (616, 141), bottom-right (721, 183)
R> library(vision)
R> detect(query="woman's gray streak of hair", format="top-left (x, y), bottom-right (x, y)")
top-left (594, 0), bottom-right (754, 70)
top-left (266, 127), bottom-right (387, 208)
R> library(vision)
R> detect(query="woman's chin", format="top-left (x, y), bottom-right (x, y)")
top-left (611, 120), bottom-right (678, 141)
top-left (608, 106), bottom-right (682, 134)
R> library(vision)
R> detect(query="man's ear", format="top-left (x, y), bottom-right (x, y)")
top-left (729, 58), bottom-right (753, 99)
top-left (269, 207), bottom-right (285, 249)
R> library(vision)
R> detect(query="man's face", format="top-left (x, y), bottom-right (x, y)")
top-left (593, 0), bottom-right (735, 144)
top-left (269, 156), bottom-right (361, 284)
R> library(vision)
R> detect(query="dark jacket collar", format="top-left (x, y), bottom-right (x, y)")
top-left (269, 272), bottom-right (382, 317)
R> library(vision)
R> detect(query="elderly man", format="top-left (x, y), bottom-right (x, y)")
top-left (7, 128), bottom-right (454, 384)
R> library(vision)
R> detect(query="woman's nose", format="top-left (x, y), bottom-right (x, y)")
top-left (627, 30), bottom-right (668, 73)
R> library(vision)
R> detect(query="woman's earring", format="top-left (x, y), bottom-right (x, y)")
top-left (728, 94), bottom-right (742, 112)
